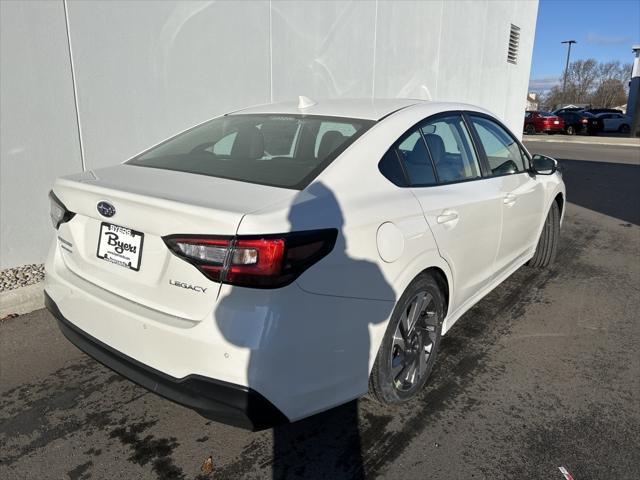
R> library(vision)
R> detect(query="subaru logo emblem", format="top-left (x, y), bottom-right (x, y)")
top-left (97, 201), bottom-right (116, 218)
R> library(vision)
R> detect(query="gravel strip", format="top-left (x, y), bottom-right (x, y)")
top-left (0, 264), bottom-right (44, 292)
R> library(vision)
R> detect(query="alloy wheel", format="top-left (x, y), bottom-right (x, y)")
top-left (390, 291), bottom-right (438, 392)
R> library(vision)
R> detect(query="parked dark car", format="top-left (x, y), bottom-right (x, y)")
top-left (552, 107), bottom-right (585, 115)
top-left (556, 111), bottom-right (603, 135)
top-left (585, 108), bottom-right (623, 115)
top-left (524, 111), bottom-right (565, 134)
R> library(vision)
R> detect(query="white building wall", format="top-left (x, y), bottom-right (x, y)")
top-left (1, 1), bottom-right (83, 269)
top-left (0, 0), bottom-right (538, 270)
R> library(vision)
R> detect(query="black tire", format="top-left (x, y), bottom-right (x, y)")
top-left (525, 124), bottom-right (536, 135)
top-left (528, 201), bottom-right (560, 268)
top-left (369, 274), bottom-right (444, 405)
top-left (619, 124), bottom-right (630, 134)
top-left (566, 125), bottom-right (575, 135)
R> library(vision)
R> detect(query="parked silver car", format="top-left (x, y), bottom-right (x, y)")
top-left (595, 113), bottom-right (632, 134)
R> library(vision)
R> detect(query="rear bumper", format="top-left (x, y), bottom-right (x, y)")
top-left (45, 290), bottom-right (287, 430)
top-left (541, 123), bottom-right (564, 132)
top-left (45, 237), bottom-right (392, 424)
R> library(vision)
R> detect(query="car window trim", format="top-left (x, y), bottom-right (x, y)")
top-left (460, 112), bottom-right (492, 177)
top-left (417, 127), bottom-right (442, 184)
top-left (463, 112), bottom-right (493, 176)
top-left (391, 148), bottom-right (412, 187)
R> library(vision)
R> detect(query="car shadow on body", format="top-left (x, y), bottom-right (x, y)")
top-left (215, 182), bottom-right (395, 479)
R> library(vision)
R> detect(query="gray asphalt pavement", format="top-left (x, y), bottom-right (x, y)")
top-left (2, 142), bottom-right (639, 480)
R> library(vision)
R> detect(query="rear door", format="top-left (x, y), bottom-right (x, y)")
top-left (399, 113), bottom-right (502, 312)
top-left (466, 114), bottom-right (545, 277)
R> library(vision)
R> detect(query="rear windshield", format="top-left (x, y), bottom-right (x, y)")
top-left (127, 114), bottom-right (374, 189)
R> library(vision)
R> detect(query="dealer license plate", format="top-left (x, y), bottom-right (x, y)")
top-left (97, 222), bottom-right (144, 271)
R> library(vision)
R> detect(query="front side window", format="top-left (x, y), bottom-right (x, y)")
top-left (128, 114), bottom-right (374, 189)
top-left (420, 116), bottom-right (481, 183)
top-left (469, 116), bottom-right (526, 176)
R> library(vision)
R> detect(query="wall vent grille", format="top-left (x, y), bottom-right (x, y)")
top-left (507, 24), bottom-right (520, 64)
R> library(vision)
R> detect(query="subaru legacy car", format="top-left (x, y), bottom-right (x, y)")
top-left (45, 98), bottom-right (565, 430)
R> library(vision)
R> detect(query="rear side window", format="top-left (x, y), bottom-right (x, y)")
top-left (378, 150), bottom-right (407, 187)
top-left (395, 131), bottom-right (437, 186)
top-left (469, 116), bottom-right (526, 176)
top-left (379, 114), bottom-right (481, 187)
top-left (127, 114), bottom-right (374, 190)
top-left (420, 116), bottom-right (481, 183)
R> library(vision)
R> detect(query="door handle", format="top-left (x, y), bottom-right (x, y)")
top-left (503, 193), bottom-right (517, 206)
top-left (437, 210), bottom-right (459, 224)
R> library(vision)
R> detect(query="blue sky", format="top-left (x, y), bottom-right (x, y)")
top-left (529, 0), bottom-right (640, 93)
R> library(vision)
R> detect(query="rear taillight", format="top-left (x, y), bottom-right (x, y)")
top-left (49, 191), bottom-right (75, 229)
top-left (581, 118), bottom-right (588, 124)
top-left (163, 229), bottom-right (337, 288)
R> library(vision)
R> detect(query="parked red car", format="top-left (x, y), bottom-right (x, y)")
top-left (524, 111), bottom-right (565, 134)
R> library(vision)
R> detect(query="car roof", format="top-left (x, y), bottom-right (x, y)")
top-left (229, 98), bottom-right (424, 121)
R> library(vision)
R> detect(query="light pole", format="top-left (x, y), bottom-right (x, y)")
top-left (561, 40), bottom-right (577, 107)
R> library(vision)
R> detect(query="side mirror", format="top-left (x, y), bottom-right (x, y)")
top-left (531, 154), bottom-right (558, 175)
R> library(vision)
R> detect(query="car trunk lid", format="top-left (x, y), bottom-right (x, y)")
top-left (53, 164), bottom-right (297, 320)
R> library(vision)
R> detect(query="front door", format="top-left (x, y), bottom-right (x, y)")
top-left (467, 115), bottom-right (546, 277)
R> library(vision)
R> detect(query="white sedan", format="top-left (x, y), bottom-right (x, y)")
top-left (596, 112), bottom-right (632, 133)
top-left (45, 98), bottom-right (565, 430)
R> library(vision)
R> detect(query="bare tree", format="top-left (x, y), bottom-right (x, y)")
top-left (590, 79), bottom-right (628, 108)
top-left (566, 59), bottom-right (599, 103)
top-left (597, 61), bottom-right (631, 84)
top-left (540, 85), bottom-right (565, 110)
top-left (590, 61), bottom-right (633, 107)
top-left (540, 59), bottom-right (633, 110)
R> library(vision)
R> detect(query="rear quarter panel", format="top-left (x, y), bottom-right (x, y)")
top-left (237, 105), bottom-right (486, 373)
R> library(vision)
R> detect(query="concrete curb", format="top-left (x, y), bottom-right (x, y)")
top-left (524, 137), bottom-right (640, 148)
top-left (0, 282), bottom-right (44, 317)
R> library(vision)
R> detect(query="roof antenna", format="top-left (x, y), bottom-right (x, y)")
top-left (298, 95), bottom-right (317, 109)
